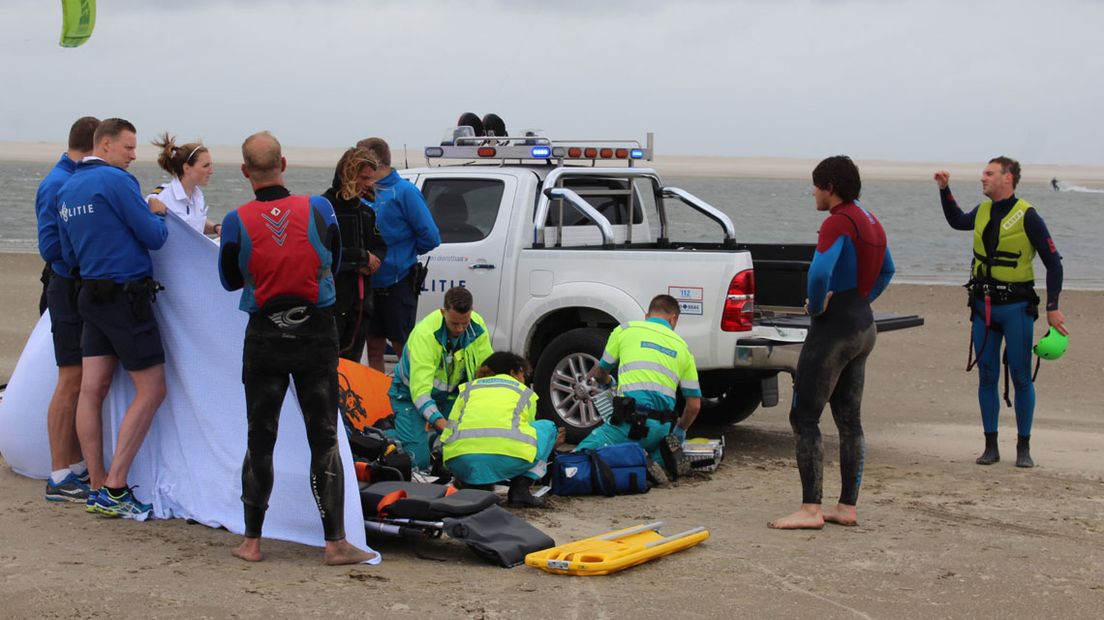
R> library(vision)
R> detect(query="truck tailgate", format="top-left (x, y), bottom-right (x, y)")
top-left (757, 313), bottom-right (925, 333)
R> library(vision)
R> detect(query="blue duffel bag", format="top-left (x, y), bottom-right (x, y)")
top-left (551, 443), bottom-right (649, 496)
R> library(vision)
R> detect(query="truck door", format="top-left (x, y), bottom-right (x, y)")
top-left (410, 173), bottom-right (516, 346)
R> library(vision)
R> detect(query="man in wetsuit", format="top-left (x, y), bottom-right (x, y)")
top-left (57, 118), bottom-right (170, 517)
top-left (770, 155), bottom-right (895, 530)
top-left (387, 286), bottom-right (492, 471)
top-left (219, 131), bottom-right (375, 565)
top-left (578, 294), bottom-right (703, 476)
top-left (36, 115), bottom-right (99, 503)
top-left (933, 157), bottom-right (1067, 468)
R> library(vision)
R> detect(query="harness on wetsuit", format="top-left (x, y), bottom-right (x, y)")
top-left (962, 280), bottom-right (1040, 407)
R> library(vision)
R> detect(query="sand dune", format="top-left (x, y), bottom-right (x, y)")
top-left (3, 140), bottom-right (1104, 185)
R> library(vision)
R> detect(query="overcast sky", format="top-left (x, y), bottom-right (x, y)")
top-left (2, 0), bottom-right (1102, 164)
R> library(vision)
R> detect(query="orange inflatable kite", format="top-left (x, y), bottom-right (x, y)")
top-left (337, 359), bottom-right (393, 432)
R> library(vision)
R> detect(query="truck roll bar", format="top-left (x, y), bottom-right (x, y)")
top-left (661, 187), bottom-right (737, 245)
top-left (536, 187), bottom-right (615, 247)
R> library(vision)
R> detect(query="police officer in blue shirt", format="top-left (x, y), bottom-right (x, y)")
top-left (57, 118), bottom-right (169, 517)
top-left (36, 115), bottom-right (99, 503)
top-left (355, 137), bottom-right (440, 372)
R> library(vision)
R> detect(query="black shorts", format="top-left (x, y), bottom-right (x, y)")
top-left (368, 272), bottom-right (418, 344)
top-left (78, 283), bottom-right (165, 371)
top-left (46, 274), bottom-right (83, 367)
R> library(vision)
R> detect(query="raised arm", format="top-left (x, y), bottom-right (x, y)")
top-left (934, 171), bottom-right (977, 231)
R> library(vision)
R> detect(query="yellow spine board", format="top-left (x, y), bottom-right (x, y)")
top-left (525, 522), bottom-right (709, 576)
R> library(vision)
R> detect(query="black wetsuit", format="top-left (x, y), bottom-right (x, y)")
top-left (791, 202), bottom-right (894, 506)
top-left (219, 185), bottom-right (346, 541)
top-left (322, 172), bottom-right (386, 362)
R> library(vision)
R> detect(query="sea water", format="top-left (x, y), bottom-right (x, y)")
top-left (1, 160), bottom-right (1101, 289)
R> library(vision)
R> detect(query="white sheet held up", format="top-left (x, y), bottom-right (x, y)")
top-left (0, 213), bottom-right (376, 560)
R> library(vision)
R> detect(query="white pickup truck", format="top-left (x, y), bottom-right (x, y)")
top-left (400, 132), bottom-right (921, 441)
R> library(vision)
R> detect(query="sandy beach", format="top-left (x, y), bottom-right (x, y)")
top-left (4, 140), bottom-right (1104, 185)
top-left (1, 251), bottom-right (1102, 618)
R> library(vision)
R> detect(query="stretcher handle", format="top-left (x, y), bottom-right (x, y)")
top-left (364, 520), bottom-right (428, 540)
top-left (644, 526), bottom-right (707, 549)
top-left (595, 521), bottom-right (665, 541)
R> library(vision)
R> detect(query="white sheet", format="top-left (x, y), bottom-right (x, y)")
top-left (0, 213), bottom-right (376, 559)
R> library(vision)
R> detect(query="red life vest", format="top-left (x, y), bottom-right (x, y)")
top-left (237, 195), bottom-right (323, 308)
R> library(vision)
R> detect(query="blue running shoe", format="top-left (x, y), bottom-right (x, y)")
top-left (93, 486), bottom-right (152, 518)
top-left (86, 488), bottom-right (100, 514)
top-left (45, 472), bottom-right (91, 503)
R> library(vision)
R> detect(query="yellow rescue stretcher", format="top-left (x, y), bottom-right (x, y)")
top-left (525, 521), bottom-right (709, 576)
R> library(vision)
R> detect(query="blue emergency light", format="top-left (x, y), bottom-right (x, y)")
top-left (530, 146), bottom-right (552, 158)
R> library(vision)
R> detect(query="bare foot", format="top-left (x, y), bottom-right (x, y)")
top-left (768, 504), bottom-right (825, 530)
top-left (233, 537), bottom-right (263, 562)
top-left (323, 539), bottom-right (378, 566)
top-left (823, 503), bottom-right (858, 526)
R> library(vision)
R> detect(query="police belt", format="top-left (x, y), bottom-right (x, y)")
top-left (83, 277), bottom-right (164, 304)
top-left (611, 406), bottom-right (677, 426)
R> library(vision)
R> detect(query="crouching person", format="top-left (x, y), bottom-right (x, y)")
top-left (441, 352), bottom-right (564, 507)
top-left (577, 295), bottom-right (702, 479)
top-left (387, 287), bottom-right (492, 471)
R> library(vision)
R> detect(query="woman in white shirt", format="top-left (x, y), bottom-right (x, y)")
top-left (148, 133), bottom-right (218, 235)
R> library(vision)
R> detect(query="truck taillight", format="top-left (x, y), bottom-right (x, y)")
top-left (721, 269), bottom-right (755, 332)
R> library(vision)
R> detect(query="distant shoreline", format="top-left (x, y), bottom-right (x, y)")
top-left (3, 141), bottom-right (1104, 185)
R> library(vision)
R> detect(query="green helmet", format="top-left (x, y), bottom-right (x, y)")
top-left (1033, 327), bottom-right (1069, 360)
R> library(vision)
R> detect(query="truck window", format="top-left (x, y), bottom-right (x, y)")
top-left (422, 178), bottom-right (505, 243)
top-left (545, 177), bottom-right (644, 227)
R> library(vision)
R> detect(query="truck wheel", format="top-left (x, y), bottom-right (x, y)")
top-left (533, 327), bottom-right (610, 443)
top-left (698, 376), bottom-right (763, 426)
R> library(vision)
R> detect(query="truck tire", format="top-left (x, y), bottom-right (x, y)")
top-left (698, 374), bottom-right (763, 426)
top-left (533, 327), bottom-right (610, 443)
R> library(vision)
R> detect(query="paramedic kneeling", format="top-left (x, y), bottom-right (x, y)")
top-left (577, 295), bottom-right (702, 469)
top-left (441, 352), bottom-right (565, 508)
top-left (219, 131), bottom-right (374, 565)
top-left (387, 286), bottom-right (493, 471)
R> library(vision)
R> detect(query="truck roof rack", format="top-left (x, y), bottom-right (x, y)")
top-left (424, 132), bottom-right (654, 166)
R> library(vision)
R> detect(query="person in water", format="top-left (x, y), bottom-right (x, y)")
top-left (769, 155), bottom-right (895, 530)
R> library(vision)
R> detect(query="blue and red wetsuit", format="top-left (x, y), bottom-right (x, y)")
top-left (940, 187), bottom-right (1064, 438)
top-left (791, 201), bottom-right (894, 506)
top-left (218, 185), bottom-right (349, 541)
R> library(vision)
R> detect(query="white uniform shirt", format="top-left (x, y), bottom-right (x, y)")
top-left (147, 177), bottom-right (207, 233)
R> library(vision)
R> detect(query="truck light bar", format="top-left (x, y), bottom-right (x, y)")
top-left (426, 134), bottom-right (650, 162)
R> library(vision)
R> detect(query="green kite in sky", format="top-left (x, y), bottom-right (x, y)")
top-left (59, 0), bottom-right (96, 48)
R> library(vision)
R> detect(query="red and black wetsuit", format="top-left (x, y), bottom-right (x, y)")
top-left (218, 186), bottom-right (347, 541)
top-left (791, 201), bottom-right (894, 507)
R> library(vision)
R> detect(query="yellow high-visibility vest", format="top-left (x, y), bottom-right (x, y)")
top-left (441, 374), bottom-right (539, 462)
